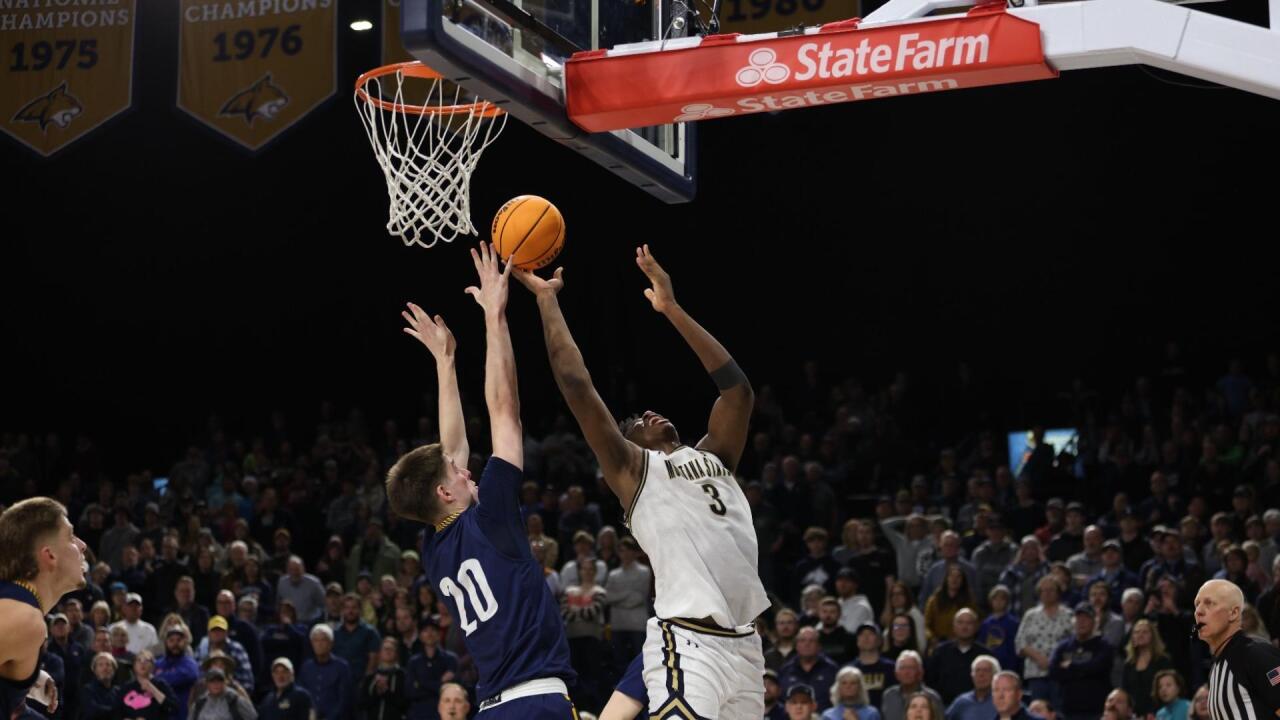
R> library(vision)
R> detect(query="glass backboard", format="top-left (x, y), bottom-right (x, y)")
top-left (395, 0), bottom-right (697, 202)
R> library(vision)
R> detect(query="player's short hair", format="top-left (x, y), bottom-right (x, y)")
top-left (0, 498), bottom-right (68, 583)
top-left (993, 670), bottom-right (1022, 690)
top-left (386, 443), bottom-right (448, 524)
top-left (617, 414), bottom-right (643, 439)
top-left (971, 655), bottom-right (1001, 674)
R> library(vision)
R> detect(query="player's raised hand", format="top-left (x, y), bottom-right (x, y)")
top-left (401, 302), bottom-right (456, 361)
top-left (636, 244), bottom-right (676, 314)
top-left (513, 266), bottom-right (565, 297)
top-left (465, 242), bottom-right (513, 315)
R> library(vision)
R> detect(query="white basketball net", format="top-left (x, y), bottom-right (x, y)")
top-left (355, 65), bottom-right (507, 248)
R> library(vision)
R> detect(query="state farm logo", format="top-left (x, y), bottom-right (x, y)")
top-left (735, 48), bottom-right (790, 88)
top-left (674, 102), bottom-right (735, 121)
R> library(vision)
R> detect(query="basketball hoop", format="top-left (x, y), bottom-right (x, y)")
top-left (354, 61), bottom-right (507, 248)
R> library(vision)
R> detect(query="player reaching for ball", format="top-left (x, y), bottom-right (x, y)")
top-left (385, 243), bottom-right (579, 719)
top-left (514, 245), bottom-right (768, 720)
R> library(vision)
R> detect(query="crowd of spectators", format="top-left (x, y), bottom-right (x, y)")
top-left (4, 344), bottom-right (1280, 720)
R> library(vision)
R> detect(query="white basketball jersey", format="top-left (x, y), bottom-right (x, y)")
top-left (626, 445), bottom-right (770, 628)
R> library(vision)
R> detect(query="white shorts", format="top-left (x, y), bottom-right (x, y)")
top-left (642, 617), bottom-right (765, 720)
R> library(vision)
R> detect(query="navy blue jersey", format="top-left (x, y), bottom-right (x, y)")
top-left (1, 581), bottom-right (42, 720)
top-left (422, 457), bottom-right (575, 700)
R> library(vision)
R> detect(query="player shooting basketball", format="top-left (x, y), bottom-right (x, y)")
top-left (386, 243), bottom-right (578, 719)
top-left (515, 244), bottom-right (769, 719)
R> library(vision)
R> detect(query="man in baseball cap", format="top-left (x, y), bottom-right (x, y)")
top-left (259, 657), bottom-right (315, 720)
top-left (201, 617), bottom-right (254, 692)
top-left (1049, 603), bottom-right (1114, 717)
top-left (784, 684), bottom-right (817, 720)
top-left (110, 592), bottom-right (158, 654)
top-left (763, 670), bottom-right (785, 720)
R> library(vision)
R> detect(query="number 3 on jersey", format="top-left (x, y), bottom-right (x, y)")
top-left (702, 483), bottom-right (727, 516)
top-left (439, 559), bottom-right (500, 635)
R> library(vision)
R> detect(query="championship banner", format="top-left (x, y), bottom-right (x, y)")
top-left (382, 0), bottom-right (410, 64)
top-left (1, 0), bottom-right (135, 156)
top-left (716, 0), bottom-right (859, 37)
top-left (178, 0), bottom-right (336, 150)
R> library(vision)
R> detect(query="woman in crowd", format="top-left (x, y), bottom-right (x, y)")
top-left (924, 565), bottom-right (975, 649)
top-left (1121, 618), bottom-right (1173, 718)
top-left (116, 649), bottom-right (178, 720)
top-left (905, 692), bottom-right (941, 720)
top-left (89, 600), bottom-right (113, 630)
top-left (362, 637), bottom-right (409, 720)
top-left (1189, 684), bottom-right (1210, 720)
top-left (822, 667), bottom-right (881, 720)
top-left (1015, 574), bottom-right (1073, 704)
top-left (884, 613), bottom-right (923, 661)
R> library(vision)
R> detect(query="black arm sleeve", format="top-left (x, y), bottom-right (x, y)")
top-left (1243, 641), bottom-right (1280, 714)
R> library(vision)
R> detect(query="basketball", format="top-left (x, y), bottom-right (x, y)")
top-left (491, 195), bottom-right (565, 271)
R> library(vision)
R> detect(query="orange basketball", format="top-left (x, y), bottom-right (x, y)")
top-left (491, 195), bottom-right (565, 271)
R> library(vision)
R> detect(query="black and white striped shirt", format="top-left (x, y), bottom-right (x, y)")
top-left (1209, 631), bottom-right (1280, 720)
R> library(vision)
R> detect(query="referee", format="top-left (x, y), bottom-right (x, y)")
top-left (1196, 578), bottom-right (1280, 719)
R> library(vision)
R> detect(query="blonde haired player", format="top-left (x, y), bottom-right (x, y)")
top-left (516, 245), bottom-right (767, 719)
top-left (0, 498), bottom-right (89, 719)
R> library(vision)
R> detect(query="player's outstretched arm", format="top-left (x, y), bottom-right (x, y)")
top-left (514, 267), bottom-right (643, 509)
top-left (634, 244), bottom-right (754, 472)
top-left (402, 302), bottom-right (469, 463)
top-left (465, 243), bottom-right (522, 469)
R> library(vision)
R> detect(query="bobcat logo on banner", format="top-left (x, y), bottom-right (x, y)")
top-left (178, 0), bottom-right (336, 150)
top-left (13, 82), bottom-right (84, 129)
top-left (219, 72), bottom-right (289, 124)
top-left (0, 0), bottom-right (136, 156)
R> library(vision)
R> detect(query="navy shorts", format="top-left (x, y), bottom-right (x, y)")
top-left (479, 692), bottom-right (578, 719)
